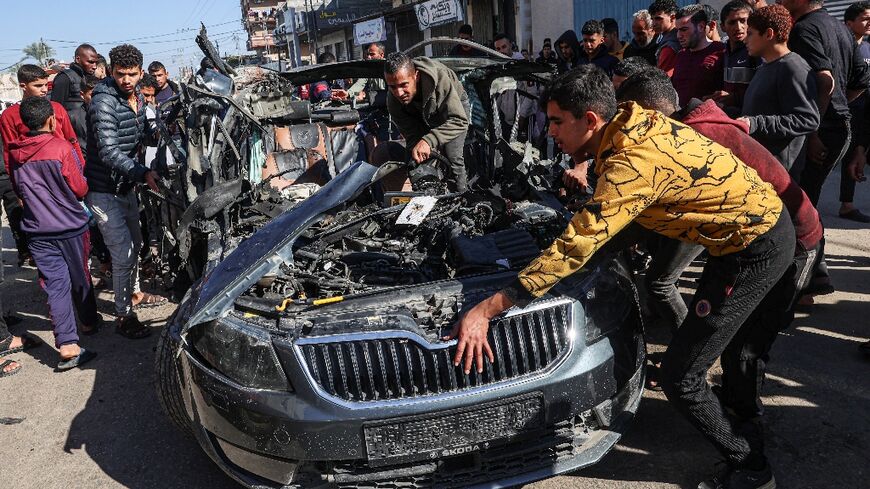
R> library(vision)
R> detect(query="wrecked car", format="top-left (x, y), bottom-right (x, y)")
top-left (155, 38), bottom-right (646, 488)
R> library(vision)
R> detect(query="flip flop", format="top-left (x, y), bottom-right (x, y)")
top-left (133, 292), bottom-right (168, 309)
top-left (56, 348), bottom-right (97, 372)
top-left (0, 359), bottom-right (21, 378)
top-left (839, 209), bottom-right (870, 223)
top-left (0, 333), bottom-right (43, 357)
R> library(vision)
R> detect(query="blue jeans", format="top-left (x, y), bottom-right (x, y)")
top-left (86, 192), bottom-right (142, 317)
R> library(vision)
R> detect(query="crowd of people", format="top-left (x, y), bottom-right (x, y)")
top-left (0, 44), bottom-right (176, 375)
top-left (0, 1), bottom-right (868, 488)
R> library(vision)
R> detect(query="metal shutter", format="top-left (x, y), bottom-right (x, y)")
top-left (826, 0), bottom-right (857, 23)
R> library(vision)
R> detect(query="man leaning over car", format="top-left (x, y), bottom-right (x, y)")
top-left (450, 65), bottom-right (791, 489)
top-left (382, 52), bottom-right (471, 192)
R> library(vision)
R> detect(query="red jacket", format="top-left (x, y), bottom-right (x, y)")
top-left (0, 100), bottom-right (84, 178)
top-left (681, 99), bottom-right (823, 251)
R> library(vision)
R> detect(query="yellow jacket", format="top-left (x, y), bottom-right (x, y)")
top-left (517, 102), bottom-right (782, 299)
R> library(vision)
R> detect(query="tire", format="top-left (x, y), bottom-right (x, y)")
top-left (155, 323), bottom-right (193, 437)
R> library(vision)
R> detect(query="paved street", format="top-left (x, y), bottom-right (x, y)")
top-left (1, 168), bottom-right (868, 489)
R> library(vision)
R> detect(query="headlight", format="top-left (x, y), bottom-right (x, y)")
top-left (189, 316), bottom-right (291, 391)
top-left (584, 271), bottom-right (632, 344)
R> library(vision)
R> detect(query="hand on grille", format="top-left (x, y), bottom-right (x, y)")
top-left (446, 290), bottom-right (514, 374)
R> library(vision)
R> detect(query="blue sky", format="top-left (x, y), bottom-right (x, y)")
top-left (0, 0), bottom-right (247, 77)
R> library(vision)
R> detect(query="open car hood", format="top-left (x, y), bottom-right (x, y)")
top-left (183, 161), bottom-right (379, 332)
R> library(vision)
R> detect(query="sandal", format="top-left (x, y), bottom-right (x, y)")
top-left (646, 361), bottom-right (663, 391)
top-left (0, 333), bottom-right (43, 357)
top-left (115, 316), bottom-right (152, 340)
top-left (133, 292), bottom-right (168, 309)
top-left (839, 209), bottom-right (870, 223)
top-left (0, 359), bottom-right (21, 378)
top-left (56, 348), bottom-right (97, 372)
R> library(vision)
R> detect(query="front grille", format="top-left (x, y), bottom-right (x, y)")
top-left (297, 301), bottom-right (573, 402)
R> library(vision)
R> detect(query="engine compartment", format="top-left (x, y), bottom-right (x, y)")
top-left (243, 192), bottom-right (566, 313)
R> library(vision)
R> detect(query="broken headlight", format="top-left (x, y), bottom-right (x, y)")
top-left (189, 317), bottom-right (291, 391)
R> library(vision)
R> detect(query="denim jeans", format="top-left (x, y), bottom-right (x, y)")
top-left (645, 236), bottom-right (704, 331)
top-left (661, 210), bottom-right (795, 469)
top-left (86, 191), bottom-right (142, 317)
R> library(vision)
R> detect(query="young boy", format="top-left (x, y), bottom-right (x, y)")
top-left (0, 64), bottom-right (84, 174)
top-left (449, 65), bottom-right (792, 489)
top-left (80, 72), bottom-right (100, 107)
top-left (7, 97), bottom-right (100, 370)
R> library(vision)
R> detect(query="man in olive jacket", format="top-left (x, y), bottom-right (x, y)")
top-left (384, 52), bottom-right (470, 191)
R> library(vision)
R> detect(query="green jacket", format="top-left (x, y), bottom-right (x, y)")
top-left (387, 57), bottom-right (469, 149)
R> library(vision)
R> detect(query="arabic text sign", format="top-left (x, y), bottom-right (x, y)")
top-left (415, 0), bottom-right (463, 31)
top-left (354, 17), bottom-right (386, 45)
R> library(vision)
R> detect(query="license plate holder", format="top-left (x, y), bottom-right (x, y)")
top-left (363, 393), bottom-right (545, 467)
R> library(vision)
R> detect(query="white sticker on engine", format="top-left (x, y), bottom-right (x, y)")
top-left (395, 196), bottom-right (438, 226)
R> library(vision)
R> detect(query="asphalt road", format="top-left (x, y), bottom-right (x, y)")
top-left (1, 168), bottom-right (868, 489)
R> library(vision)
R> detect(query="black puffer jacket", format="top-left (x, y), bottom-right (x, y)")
top-left (50, 63), bottom-right (88, 153)
top-left (85, 78), bottom-right (150, 194)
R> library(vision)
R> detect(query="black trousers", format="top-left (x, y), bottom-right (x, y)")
top-left (661, 210), bottom-right (795, 469)
top-left (0, 174), bottom-right (26, 257)
top-left (796, 122), bottom-right (851, 207)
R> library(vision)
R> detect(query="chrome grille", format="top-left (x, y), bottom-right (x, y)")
top-left (297, 301), bottom-right (572, 402)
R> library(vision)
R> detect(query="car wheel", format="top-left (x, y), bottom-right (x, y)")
top-left (155, 324), bottom-right (193, 437)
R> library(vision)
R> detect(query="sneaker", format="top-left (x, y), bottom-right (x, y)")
top-left (699, 463), bottom-right (776, 489)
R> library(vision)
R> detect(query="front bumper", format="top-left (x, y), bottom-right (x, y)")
top-left (172, 320), bottom-right (645, 489)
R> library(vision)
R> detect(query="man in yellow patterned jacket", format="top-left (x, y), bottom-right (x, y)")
top-left (448, 65), bottom-right (792, 489)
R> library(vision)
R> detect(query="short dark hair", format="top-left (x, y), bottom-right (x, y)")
top-left (17, 64), bottom-right (47, 84)
top-left (139, 73), bottom-right (160, 92)
top-left (80, 73), bottom-right (100, 93)
top-left (19, 96), bottom-right (54, 131)
top-left (615, 68), bottom-right (678, 115)
top-left (384, 52), bottom-right (414, 75)
top-left (748, 4), bottom-right (793, 44)
top-left (648, 0), bottom-right (678, 16)
top-left (459, 24), bottom-right (473, 36)
top-left (366, 42), bottom-right (385, 53)
top-left (677, 4), bottom-right (709, 25)
top-left (720, 1), bottom-right (754, 22)
top-left (541, 64), bottom-right (617, 121)
top-left (582, 19), bottom-right (605, 36)
top-left (109, 44), bottom-right (143, 69)
top-left (494, 32), bottom-right (512, 44)
top-left (601, 18), bottom-right (619, 35)
top-left (317, 51), bottom-right (336, 64)
top-left (148, 61), bottom-right (167, 73)
top-left (845, 1), bottom-right (870, 22)
top-left (75, 43), bottom-right (96, 57)
top-left (614, 56), bottom-right (653, 78)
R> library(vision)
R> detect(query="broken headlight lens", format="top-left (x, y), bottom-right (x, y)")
top-left (190, 317), bottom-right (291, 391)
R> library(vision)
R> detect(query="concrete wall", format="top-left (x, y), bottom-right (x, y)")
top-left (529, 0), bottom-right (574, 54)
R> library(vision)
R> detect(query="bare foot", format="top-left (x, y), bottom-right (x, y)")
top-left (7, 336), bottom-right (25, 350)
top-left (59, 343), bottom-right (82, 361)
top-left (2, 359), bottom-right (20, 375)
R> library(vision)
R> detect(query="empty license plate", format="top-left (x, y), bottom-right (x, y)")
top-left (364, 393), bottom-right (544, 467)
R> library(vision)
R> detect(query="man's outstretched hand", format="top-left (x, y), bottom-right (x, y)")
top-left (411, 139), bottom-right (432, 164)
top-left (445, 290), bottom-right (515, 374)
top-left (144, 170), bottom-right (161, 194)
